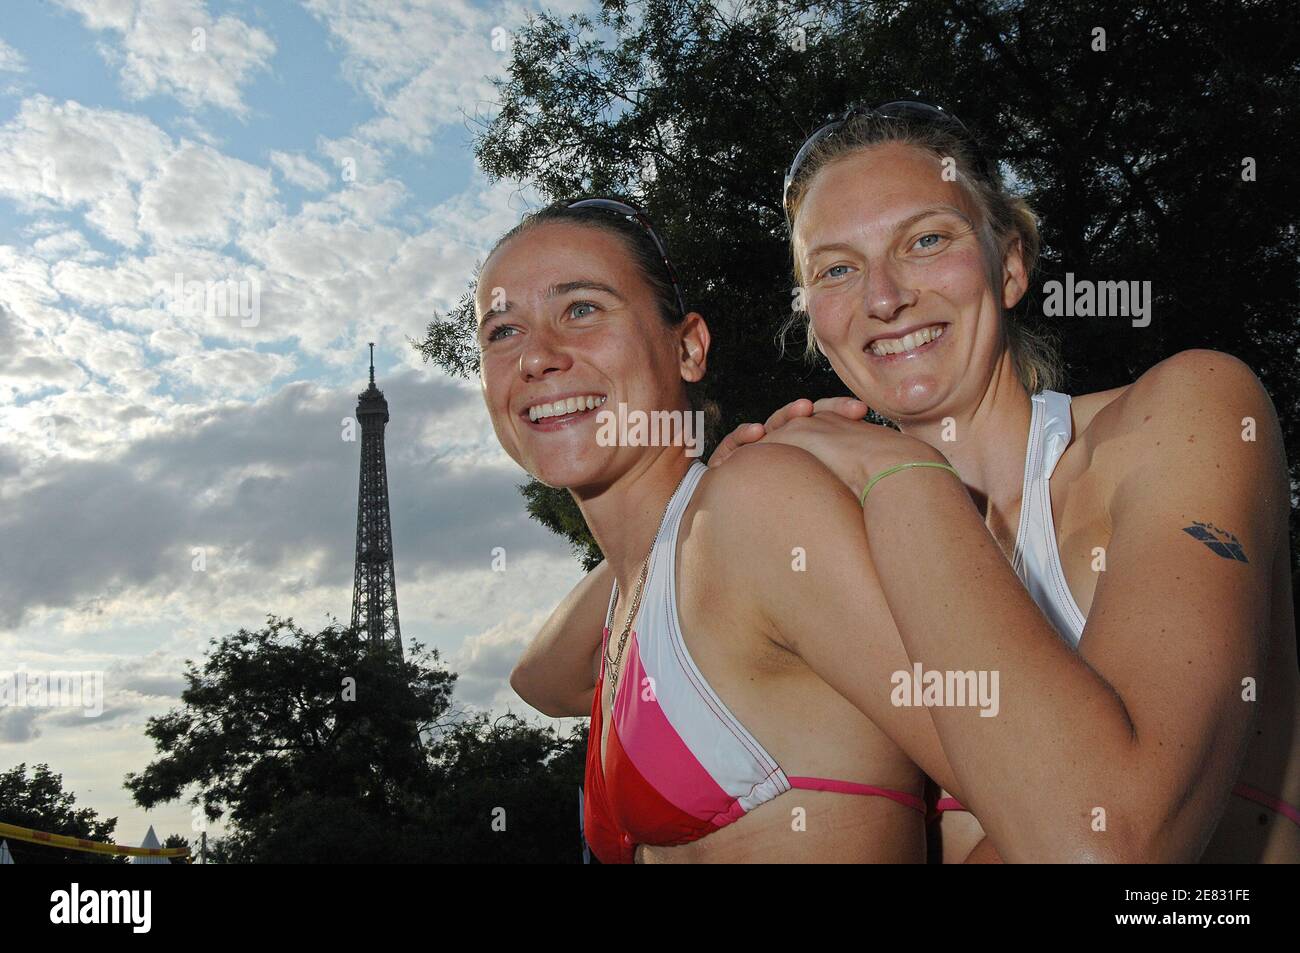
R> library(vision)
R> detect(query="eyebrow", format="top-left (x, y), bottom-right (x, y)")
top-left (477, 279), bottom-right (626, 328)
top-left (803, 204), bottom-right (974, 258)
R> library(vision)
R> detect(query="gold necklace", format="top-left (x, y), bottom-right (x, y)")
top-left (603, 555), bottom-right (650, 696)
top-left (603, 466), bottom-right (693, 695)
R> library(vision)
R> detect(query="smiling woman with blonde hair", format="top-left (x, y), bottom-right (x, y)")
top-left (517, 100), bottom-right (1299, 863)
top-left (712, 100), bottom-right (1300, 862)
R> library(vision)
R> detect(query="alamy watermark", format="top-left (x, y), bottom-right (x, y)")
top-left (152, 272), bottom-right (261, 327)
top-left (1042, 272), bottom-right (1151, 327)
top-left (891, 663), bottom-right (999, 717)
top-left (595, 402), bottom-right (706, 458)
top-left (0, 670), bottom-right (103, 717)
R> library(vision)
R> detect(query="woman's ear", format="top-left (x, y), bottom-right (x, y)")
top-left (679, 312), bottom-right (710, 383)
top-left (1001, 235), bottom-right (1029, 310)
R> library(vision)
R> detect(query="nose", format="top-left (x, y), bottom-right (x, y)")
top-left (518, 325), bottom-right (573, 381)
top-left (861, 258), bottom-right (918, 324)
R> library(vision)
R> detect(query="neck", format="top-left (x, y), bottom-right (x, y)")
top-left (573, 449), bottom-right (696, 600)
top-left (896, 352), bottom-right (1035, 519)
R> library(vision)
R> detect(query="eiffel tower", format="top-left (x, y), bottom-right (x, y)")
top-left (350, 343), bottom-right (401, 654)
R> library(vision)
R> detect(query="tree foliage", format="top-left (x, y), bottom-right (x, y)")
top-left (0, 763), bottom-right (123, 864)
top-left (414, 0), bottom-right (1299, 578)
top-left (124, 617), bottom-right (585, 863)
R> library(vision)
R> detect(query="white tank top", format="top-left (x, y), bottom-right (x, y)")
top-left (1010, 389), bottom-right (1087, 646)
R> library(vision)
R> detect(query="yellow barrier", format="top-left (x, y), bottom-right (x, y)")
top-left (0, 821), bottom-right (191, 860)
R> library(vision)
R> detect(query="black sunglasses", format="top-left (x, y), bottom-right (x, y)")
top-left (565, 197), bottom-right (688, 318)
top-left (782, 100), bottom-right (989, 218)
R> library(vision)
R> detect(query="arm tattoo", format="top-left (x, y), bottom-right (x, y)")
top-left (1181, 521), bottom-right (1249, 563)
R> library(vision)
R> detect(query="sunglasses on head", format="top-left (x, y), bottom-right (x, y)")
top-left (782, 100), bottom-right (989, 220)
top-left (565, 197), bottom-right (688, 319)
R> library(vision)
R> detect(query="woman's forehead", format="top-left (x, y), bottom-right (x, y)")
top-left (795, 146), bottom-right (974, 245)
top-left (480, 221), bottom-right (635, 296)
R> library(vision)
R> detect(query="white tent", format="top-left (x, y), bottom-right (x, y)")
top-left (0, 840), bottom-right (13, 864)
top-left (129, 825), bottom-right (170, 864)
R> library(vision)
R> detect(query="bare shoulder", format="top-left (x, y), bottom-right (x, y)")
top-left (677, 443), bottom-right (865, 626)
top-left (1081, 349), bottom-right (1276, 441)
top-left (692, 442), bottom-right (861, 538)
top-left (1073, 350), bottom-right (1286, 520)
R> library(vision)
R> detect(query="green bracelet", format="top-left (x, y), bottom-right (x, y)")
top-left (859, 461), bottom-right (960, 506)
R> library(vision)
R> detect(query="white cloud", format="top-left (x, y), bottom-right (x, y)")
top-left (315, 134), bottom-right (387, 185)
top-left (138, 142), bottom-right (280, 247)
top-left (0, 96), bottom-right (175, 248)
top-left (0, 303), bottom-right (88, 403)
top-left (162, 347), bottom-right (296, 396)
top-left (0, 245), bottom-right (68, 338)
top-left (301, 0), bottom-right (498, 152)
top-left (170, 113), bottom-right (223, 147)
top-left (269, 151), bottom-right (332, 192)
top-left (0, 97), bottom-right (293, 254)
top-left (147, 326), bottom-right (201, 355)
top-left (448, 611), bottom-right (540, 709)
top-left (427, 176), bottom-right (538, 256)
top-left (0, 372), bottom-right (570, 628)
top-left (0, 37), bottom-right (27, 72)
top-left (31, 229), bottom-right (105, 263)
top-left (54, 0), bottom-right (276, 116)
top-left (57, 316), bottom-right (156, 391)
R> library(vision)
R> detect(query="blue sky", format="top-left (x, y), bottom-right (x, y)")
top-left (0, 0), bottom-right (593, 852)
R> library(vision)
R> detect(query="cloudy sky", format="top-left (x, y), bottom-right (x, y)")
top-left (0, 0), bottom-right (593, 850)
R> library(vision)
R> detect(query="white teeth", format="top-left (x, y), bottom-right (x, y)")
top-left (870, 324), bottom-right (945, 357)
top-left (527, 395), bottom-right (607, 421)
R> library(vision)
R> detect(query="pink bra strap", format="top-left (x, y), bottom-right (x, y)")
top-left (1233, 782), bottom-right (1300, 828)
top-left (786, 776), bottom-right (926, 814)
top-left (930, 785), bottom-right (1300, 828)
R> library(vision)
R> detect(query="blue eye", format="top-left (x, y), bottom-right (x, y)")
top-left (486, 324), bottom-right (516, 342)
top-left (570, 302), bottom-right (598, 318)
top-left (915, 233), bottom-right (944, 250)
top-left (821, 264), bottom-right (853, 280)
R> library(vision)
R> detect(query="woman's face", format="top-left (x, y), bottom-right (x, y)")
top-left (792, 141), bottom-right (1026, 422)
top-left (475, 221), bottom-right (705, 489)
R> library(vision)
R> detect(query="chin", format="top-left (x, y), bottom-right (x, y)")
top-left (523, 449), bottom-right (611, 491)
top-left (525, 459), bottom-right (587, 490)
top-left (873, 377), bottom-right (951, 420)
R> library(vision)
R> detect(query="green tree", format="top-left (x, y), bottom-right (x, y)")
top-left (161, 832), bottom-right (191, 863)
top-left (126, 616), bottom-right (451, 831)
top-left (0, 763), bottom-right (123, 864)
top-left (414, 0), bottom-right (1300, 586)
top-left (423, 713), bottom-right (588, 863)
top-left (126, 616), bottom-right (585, 862)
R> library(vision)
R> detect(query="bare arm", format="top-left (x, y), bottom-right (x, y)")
top-left (938, 806), bottom-right (991, 863)
top-left (963, 837), bottom-right (1003, 864)
top-left (509, 559), bottom-right (612, 717)
top-left (710, 443), bottom-right (968, 803)
top-left (862, 351), bottom-right (1284, 861)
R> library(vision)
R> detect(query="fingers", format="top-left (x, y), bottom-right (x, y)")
top-left (708, 395), bottom-right (870, 468)
top-left (707, 422), bottom-right (766, 467)
top-left (811, 396), bottom-right (870, 419)
top-left (763, 398), bottom-right (815, 431)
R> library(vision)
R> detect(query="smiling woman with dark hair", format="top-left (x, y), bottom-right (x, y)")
top-left (477, 198), bottom-right (998, 863)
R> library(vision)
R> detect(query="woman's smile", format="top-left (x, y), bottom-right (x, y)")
top-left (521, 393), bottom-right (609, 432)
top-left (863, 321), bottom-right (950, 363)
